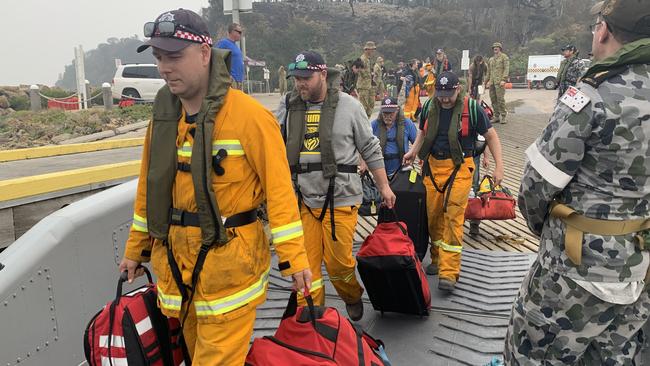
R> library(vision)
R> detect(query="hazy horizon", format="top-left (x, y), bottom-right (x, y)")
top-left (1, 0), bottom-right (210, 87)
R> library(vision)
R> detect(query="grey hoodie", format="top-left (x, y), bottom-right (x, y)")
top-left (276, 91), bottom-right (384, 208)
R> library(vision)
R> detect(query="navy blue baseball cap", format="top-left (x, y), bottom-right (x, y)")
top-left (288, 51), bottom-right (327, 78)
top-left (435, 71), bottom-right (460, 97)
top-left (380, 97), bottom-right (399, 113)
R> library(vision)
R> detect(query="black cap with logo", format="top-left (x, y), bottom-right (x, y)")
top-left (287, 51), bottom-right (327, 78)
top-left (380, 97), bottom-right (399, 113)
top-left (137, 9), bottom-right (213, 53)
top-left (435, 71), bottom-right (460, 98)
top-left (591, 0), bottom-right (650, 36)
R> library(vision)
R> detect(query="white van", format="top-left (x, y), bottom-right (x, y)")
top-left (111, 64), bottom-right (165, 101)
top-left (527, 55), bottom-right (562, 90)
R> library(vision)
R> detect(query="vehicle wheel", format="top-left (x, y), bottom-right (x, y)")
top-left (543, 77), bottom-right (557, 90)
top-left (122, 88), bottom-right (141, 100)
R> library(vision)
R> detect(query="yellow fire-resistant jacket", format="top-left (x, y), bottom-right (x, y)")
top-left (124, 89), bottom-right (309, 321)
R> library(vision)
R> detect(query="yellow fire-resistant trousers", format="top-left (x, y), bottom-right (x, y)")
top-left (181, 302), bottom-right (256, 365)
top-left (299, 205), bottom-right (364, 306)
top-left (423, 156), bottom-right (475, 282)
top-left (404, 86), bottom-right (420, 120)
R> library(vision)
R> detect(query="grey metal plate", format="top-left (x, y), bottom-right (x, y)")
top-left (253, 246), bottom-right (536, 365)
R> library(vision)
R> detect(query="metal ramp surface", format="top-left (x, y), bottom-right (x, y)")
top-left (252, 246), bottom-right (536, 365)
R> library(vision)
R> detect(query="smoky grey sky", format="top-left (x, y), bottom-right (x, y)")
top-left (1, 0), bottom-right (209, 86)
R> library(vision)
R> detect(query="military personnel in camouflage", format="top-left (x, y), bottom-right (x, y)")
top-left (373, 57), bottom-right (386, 99)
top-left (357, 41), bottom-right (377, 117)
top-left (556, 44), bottom-right (585, 98)
top-left (504, 1), bottom-right (650, 364)
top-left (485, 42), bottom-right (509, 124)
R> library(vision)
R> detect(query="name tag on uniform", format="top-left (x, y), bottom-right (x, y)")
top-left (560, 86), bottom-right (590, 113)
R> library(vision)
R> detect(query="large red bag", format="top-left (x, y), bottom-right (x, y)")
top-left (357, 208), bottom-right (431, 316)
top-left (84, 267), bottom-right (189, 366)
top-left (465, 175), bottom-right (516, 220)
top-left (245, 292), bottom-right (390, 365)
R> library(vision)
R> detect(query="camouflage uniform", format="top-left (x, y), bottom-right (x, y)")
top-left (556, 55), bottom-right (584, 98)
top-left (505, 38), bottom-right (650, 365)
top-left (373, 62), bottom-right (385, 99)
top-left (486, 50), bottom-right (509, 123)
top-left (357, 53), bottom-right (375, 117)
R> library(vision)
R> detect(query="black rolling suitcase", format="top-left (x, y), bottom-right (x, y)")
top-left (386, 167), bottom-right (429, 261)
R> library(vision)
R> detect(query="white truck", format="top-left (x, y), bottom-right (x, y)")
top-left (527, 54), bottom-right (562, 90)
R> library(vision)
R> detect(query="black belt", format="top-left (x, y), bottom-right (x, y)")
top-left (169, 208), bottom-right (257, 228)
top-left (383, 153), bottom-right (401, 161)
top-left (430, 149), bottom-right (474, 160)
top-left (290, 163), bottom-right (358, 174)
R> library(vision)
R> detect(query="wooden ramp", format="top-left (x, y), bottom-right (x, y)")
top-left (355, 113), bottom-right (552, 254)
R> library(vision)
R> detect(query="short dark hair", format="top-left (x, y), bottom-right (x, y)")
top-left (609, 23), bottom-right (647, 44)
top-left (351, 58), bottom-right (364, 69)
top-left (598, 15), bottom-right (646, 45)
top-left (228, 23), bottom-right (241, 33)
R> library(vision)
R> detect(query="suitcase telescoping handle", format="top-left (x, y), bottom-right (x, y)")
top-left (377, 206), bottom-right (407, 235)
top-left (116, 265), bottom-right (153, 301)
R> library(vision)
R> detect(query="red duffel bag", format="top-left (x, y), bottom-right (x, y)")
top-left (465, 175), bottom-right (516, 220)
top-left (245, 291), bottom-right (391, 365)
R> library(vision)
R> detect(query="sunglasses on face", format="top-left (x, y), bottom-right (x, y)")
top-left (233, 29), bottom-right (242, 34)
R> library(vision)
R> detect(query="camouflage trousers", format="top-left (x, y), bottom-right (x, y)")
top-left (489, 85), bottom-right (507, 122)
top-left (504, 260), bottom-right (650, 365)
top-left (357, 88), bottom-right (375, 118)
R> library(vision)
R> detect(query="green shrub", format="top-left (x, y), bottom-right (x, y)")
top-left (8, 95), bottom-right (30, 111)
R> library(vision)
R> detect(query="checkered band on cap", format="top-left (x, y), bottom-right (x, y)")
top-left (307, 64), bottom-right (327, 70)
top-left (382, 101), bottom-right (398, 109)
top-left (174, 30), bottom-right (213, 46)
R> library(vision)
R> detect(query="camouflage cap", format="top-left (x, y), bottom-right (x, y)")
top-left (591, 0), bottom-right (650, 35)
top-left (492, 42), bottom-right (503, 49)
top-left (364, 41), bottom-right (377, 50)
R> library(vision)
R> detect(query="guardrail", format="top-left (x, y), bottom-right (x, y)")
top-left (0, 180), bottom-right (140, 365)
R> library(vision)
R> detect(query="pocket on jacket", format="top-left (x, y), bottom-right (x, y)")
top-left (212, 156), bottom-right (245, 183)
top-left (150, 239), bottom-right (172, 288)
top-left (198, 226), bottom-right (259, 296)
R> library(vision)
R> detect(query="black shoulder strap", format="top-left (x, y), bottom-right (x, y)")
top-left (282, 93), bottom-right (291, 144)
top-left (581, 65), bottom-right (630, 88)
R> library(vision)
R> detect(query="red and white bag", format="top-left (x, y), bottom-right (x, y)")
top-left (84, 267), bottom-right (190, 366)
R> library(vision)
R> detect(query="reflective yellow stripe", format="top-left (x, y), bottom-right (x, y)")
top-left (300, 152), bottom-right (321, 155)
top-left (302, 278), bottom-right (323, 295)
top-left (157, 288), bottom-right (182, 311)
top-left (434, 240), bottom-right (462, 253)
top-left (213, 139), bottom-right (245, 157)
top-left (271, 221), bottom-right (303, 243)
top-left (194, 268), bottom-right (269, 316)
top-left (177, 142), bottom-right (192, 158)
top-left (132, 213), bottom-right (148, 233)
top-left (329, 272), bottom-right (355, 283)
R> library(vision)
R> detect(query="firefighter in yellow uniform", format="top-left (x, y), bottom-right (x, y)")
top-left (119, 10), bottom-right (311, 366)
top-left (403, 59), bottom-right (422, 120)
top-left (423, 63), bottom-right (436, 97)
top-left (278, 51), bottom-right (395, 321)
top-left (403, 71), bottom-right (504, 292)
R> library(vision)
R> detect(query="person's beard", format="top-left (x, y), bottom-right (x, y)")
top-left (300, 78), bottom-right (324, 102)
